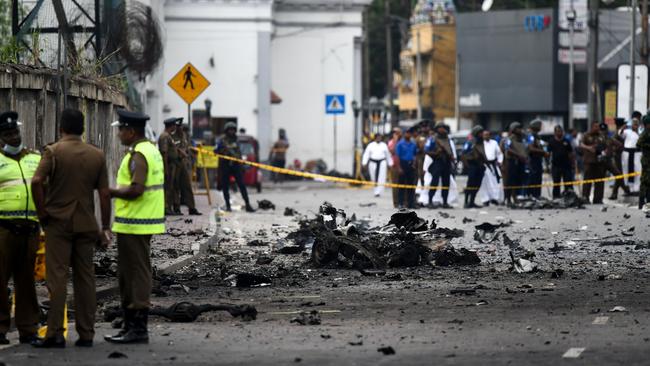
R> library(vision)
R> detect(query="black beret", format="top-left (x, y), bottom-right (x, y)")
top-left (0, 111), bottom-right (21, 131)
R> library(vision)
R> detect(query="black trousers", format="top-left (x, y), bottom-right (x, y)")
top-left (398, 160), bottom-right (416, 208)
top-left (551, 164), bottom-right (574, 198)
top-left (505, 159), bottom-right (526, 201)
top-left (428, 159), bottom-right (451, 204)
top-left (527, 160), bottom-right (543, 198)
top-left (219, 163), bottom-right (251, 208)
top-left (466, 162), bottom-right (485, 192)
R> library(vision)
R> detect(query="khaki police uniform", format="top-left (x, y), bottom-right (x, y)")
top-left (158, 130), bottom-right (180, 213)
top-left (172, 128), bottom-right (197, 211)
top-left (34, 135), bottom-right (108, 341)
top-left (0, 148), bottom-right (40, 340)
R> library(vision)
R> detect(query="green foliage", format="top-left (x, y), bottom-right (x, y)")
top-left (367, 0), bottom-right (413, 98)
top-left (0, 0), bottom-right (11, 47)
top-left (0, 37), bottom-right (25, 63)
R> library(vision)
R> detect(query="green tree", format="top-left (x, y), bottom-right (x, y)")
top-left (0, 0), bottom-right (11, 47)
top-left (367, 0), bottom-right (413, 99)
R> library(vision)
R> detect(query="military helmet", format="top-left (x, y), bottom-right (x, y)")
top-left (224, 121), bottom-right (237, 131)
top-left (471, 125), bottom-right (484, 136)
top-left (509, 121), bottom-right (522, 132)
top-left (529, 119), bottom-right (542, 130)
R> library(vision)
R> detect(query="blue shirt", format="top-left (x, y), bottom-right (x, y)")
top-left (396, 138), bottom-right (417, 162)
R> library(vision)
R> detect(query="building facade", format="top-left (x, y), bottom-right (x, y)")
top-left (141, 0), bottom-right (368, 174)
top-left (457, 8), bottom-right (644, 133)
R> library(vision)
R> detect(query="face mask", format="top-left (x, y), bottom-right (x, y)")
top-left (3, 143), bottom-right (23, 156)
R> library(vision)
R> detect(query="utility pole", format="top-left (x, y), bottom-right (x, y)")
top-left (630, 0), bottom-right (638, 119)
top-left (568, 1), bottom-right (576, 129)
top-left (642, 0), bottom-right (649, 64)
top-left (385, 0), bottom-right (395, 126)
top-left (363, 9), bottom-right (371, 108)
top-left (52, 0), bottom-right (79, 66)
top-left (587, 0), bottom-right (599, 123)
top-left (416, 29), bottom-right (422, 120)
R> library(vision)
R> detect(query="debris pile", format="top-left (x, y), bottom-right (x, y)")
top-left (509, 191), bottom-right (587, 210)
top-left (283, 203), bottom-right (476, 270)
top-left (257, 200), bottom-right (276, 210)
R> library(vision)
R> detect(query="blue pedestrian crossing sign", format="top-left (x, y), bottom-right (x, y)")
top-left (325, 94), bottom-right (345, 115)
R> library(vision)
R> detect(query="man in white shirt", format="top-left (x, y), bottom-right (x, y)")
top-left (622, 119), bottom-right (641, 193)
top-left (478, 130), bottom-right (504, 205)
top-left (362, 134), bottom-right (393, 197)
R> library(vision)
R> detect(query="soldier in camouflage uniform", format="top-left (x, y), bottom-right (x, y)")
top-left (637, 114), bottom-right (650, 211)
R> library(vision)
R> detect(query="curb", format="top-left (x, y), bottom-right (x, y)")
top-left (96, 208), bottom-right (219, 301)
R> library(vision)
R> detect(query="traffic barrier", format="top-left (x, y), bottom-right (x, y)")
top-left (192, 147), bottom-right (641, 191)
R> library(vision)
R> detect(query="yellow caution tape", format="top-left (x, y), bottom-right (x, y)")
top-left (193, 147), bottom-right (641, 191)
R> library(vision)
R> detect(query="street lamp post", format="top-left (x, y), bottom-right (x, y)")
top-left (567, 4), bottom-right (576, 129)
top-left (630, 0), bottom-right (638, 119)
top-left (352, 100), bottom-right (361, 179)
top-left (204, 98), bottom-right (212, 139)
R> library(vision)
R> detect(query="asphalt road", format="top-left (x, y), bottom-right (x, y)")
top-left (1, 181), bottom-right (649, 365)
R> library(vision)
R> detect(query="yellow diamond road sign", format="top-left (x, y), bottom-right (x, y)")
top-left (168, 62), bottom-right (210, 105)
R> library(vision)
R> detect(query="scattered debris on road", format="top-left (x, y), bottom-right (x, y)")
top-left (290, 310), bottom-right (321, 325)
top-left (257, 199), bottom-right (276, 210)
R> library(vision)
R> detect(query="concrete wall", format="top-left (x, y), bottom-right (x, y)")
top-left (272, 5), bottom-right (364, 174)
top-left (0, 63), bottom-right (128, 182)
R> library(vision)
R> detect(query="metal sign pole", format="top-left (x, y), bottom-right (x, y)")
top-left (333, 115), bottom-right (337, 171)
top-left (187, 103), bottom-right (192, 137)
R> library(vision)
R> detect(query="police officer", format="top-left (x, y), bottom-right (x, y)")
top-left (31, 109), bottom-right (112, 348)
top-left (637, 113), bottom-right (650, 210)
top-left (105, 110), bottom-right (165, 344)
top-left (214, 122), bottom-right (255, 212)
top-left (426, 122), bottom-right (454, 208)
top-left (503, 122), bottom-right (528, 206)
top-left (172, 119), bottom-right (200, 215)
top-left (463, 125), bottom-right (487, 208)
top-left (526, 119), bottom-right (549, 198)
top-left (159, 118), bottom-right (180, 215)
top-left (0, 111), bottom-right (40, 345)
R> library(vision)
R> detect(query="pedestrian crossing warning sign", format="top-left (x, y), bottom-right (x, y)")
top-left (168, 62), bottom-right (211, 105)
top-left (325, 94), bottom-right (345, 115)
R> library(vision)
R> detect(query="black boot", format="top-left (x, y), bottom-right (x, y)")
top-left (245, 203), bottom-right (256, 213)
top-left (188, 208), bottom-right (202, 215)
top-left (31, 334), bottom-right (66, 348)
top-left (104, 308), bottom-right (132, 342)
top-left (0, 333), bottom-right (8, 345)
top-left (105, 309), bottom-right (149, 344)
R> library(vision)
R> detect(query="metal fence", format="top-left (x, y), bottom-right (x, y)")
top-left (0, 62), bottom-right (128, 182)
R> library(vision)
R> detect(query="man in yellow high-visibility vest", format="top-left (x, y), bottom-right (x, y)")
top-left (0, 111), bottom-right (40, 345)
top-left (105, 110), bottom-right (164, 344)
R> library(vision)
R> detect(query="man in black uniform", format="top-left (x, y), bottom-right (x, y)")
top-left (214, 122), bottom-right (255, 212)
top-left (426, 122), bottom-right (454, 208)
top-left (463, 125), bottom-right (486, 208)
top-left (526, 119), bottom-right (548, 198)
top-left (547, 125), bottom-right (575, 198)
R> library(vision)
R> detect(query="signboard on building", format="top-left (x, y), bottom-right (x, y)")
top-left (604, 90), bottom-right (617, 125)
top-left (572, 103), bottom-right (587, 119)
top-left (559, 0), bottom-right (588, 31)
top-left (558, 31), bottom-right (588, 48)
top-left (617, 64), bottom-right (649, 120)
top-left (558, 48), bottom-right (587, 64)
